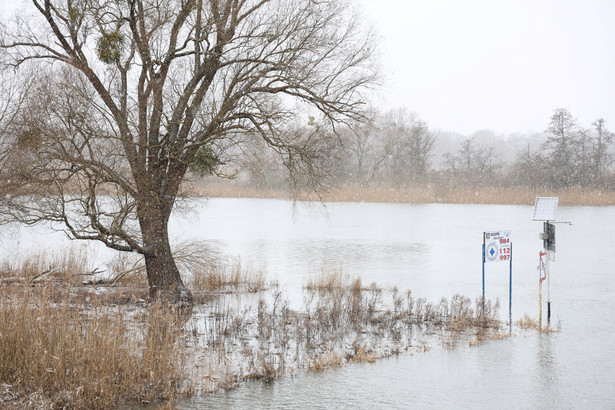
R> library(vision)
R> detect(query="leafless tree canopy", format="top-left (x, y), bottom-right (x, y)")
top-left (0, 0), bottom-right (378, 304)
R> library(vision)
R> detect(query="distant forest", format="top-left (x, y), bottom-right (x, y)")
top-left (213, 107), bottom-right (614, 192)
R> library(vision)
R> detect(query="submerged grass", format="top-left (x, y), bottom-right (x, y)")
top-left (1, 254), bottom-right (540, 407)
top-left (307, 351), bottom-right (344, 372)
top-left (516, 313), bottom-right (561, 333)
top-left (305, 267), bottom-right (364, 293)
top-left (191, 258), bottom-right (266, 293)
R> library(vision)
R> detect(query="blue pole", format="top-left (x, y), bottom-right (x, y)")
top-left (509, 242), bottom-right (513, 332)
top-left (482, 240), bottom-right (485, 314)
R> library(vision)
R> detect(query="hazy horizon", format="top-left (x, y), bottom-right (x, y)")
top-left (2, 0), bottom-right (613, 136)
top-left (360, 0), bottom-right (615, 135)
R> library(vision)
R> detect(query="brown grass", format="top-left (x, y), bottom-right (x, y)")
top-left (191, 259), bottom-right (266, 293)
top-left (182, 179), bottom-right (293, 200)
top-left (317, 185), bottom-right (615, 206)
top-left (0, 247), bottom-right (93, 286)
top-left (305, 268), bottom-right (364, 292)
top-left (516, 313), bottom-right (560, 333)
top-left (0, 250), bottom-right (538, 406)
top-left (184, 178), bottom-right (615, 206)
top-left (307, 351), bottom-right (344, 372)
top-left (347, 346), bottom-right (377, 364)
top-left (469, 331), bottom-right (513, 347)
top-left (0, 285), bottom-right (189, 409)
top-left (3, 242), bottom-right (267, 294)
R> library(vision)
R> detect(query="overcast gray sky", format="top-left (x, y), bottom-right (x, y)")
top-left (360, 0), bottom-right (615, 135)
top-left (2, 1), bottom-right (613, 136)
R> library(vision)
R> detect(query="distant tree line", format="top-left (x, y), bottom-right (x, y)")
top-left (234, 107), bottom-right (614, 191)
top-left (507, 109), bottom-right (614, 189)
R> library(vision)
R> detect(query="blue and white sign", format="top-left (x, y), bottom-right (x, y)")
top-left (482, 230), bottom-right (513, 332)
top-left (484, 231), bottom-right (511, 263)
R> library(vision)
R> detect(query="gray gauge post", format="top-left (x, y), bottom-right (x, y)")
top-left (533, 197), bottom-right (558, 324)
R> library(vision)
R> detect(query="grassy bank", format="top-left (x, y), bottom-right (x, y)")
top-left (183, 179), bottom-right (615, 206)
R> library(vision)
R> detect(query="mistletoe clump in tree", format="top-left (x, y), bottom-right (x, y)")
top-left (0, 0), bottom-right (377, 305)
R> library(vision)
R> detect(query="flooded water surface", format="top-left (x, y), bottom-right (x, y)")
top-left (2, 198), bottom-right (614, 408)
top-left (179, 199), bottom-right (615, 409)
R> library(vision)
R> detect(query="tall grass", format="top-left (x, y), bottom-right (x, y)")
top-left (305, 267), bottom-right (363, 292)
top-left (0, 247), bottom-right (92, 286)
top-left (319, 185), bottom-right (615, 206)
top-left (1, 251), bottom-right (535, 406)
top-left (185, 177), bottom-right (615, 206)
top-left (104, 242), bottom-right (267, 293)
top-left (0, 285), bottom-right (189, 408)
top-left (191, 259), bottom-right (266, 293)
top-left (516, 313), bottom-right (560, 333)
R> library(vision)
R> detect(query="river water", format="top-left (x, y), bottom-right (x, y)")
top-left (2, 198), bottom-right (614, 408)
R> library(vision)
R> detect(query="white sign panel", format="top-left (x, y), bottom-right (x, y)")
top-left (484, 231), bottom-right (511, 263)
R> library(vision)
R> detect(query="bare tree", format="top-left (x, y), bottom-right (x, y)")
top-left (543, 108), bottom-right (581, 188)
top-left (0, 69), bottom-right (33, 201)
top-left (379, 108), bottom-right (437, 184)
top-left (590, 118), bottom-right (613, 187)
top-left (338, 108), bottom-right (385, 184)
top-left (405, 119), bottom-right (437, 182)
top-left (444, 137), bottom-right (498, 186)
top-left (0, 0), bottom-right (377, 305)
top-left (508, 144), bottom-right (547, 188)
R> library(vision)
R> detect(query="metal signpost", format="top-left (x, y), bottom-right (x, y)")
top-left (538, 251), bottom-right (547, 328)
top-left (482, 230), bottom-right (513, 331)
top-left (533, 197), bottom-right (558, 327)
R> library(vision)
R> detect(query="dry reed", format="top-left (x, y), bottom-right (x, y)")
top-left (191, 258), bottom-right (266, 293)
top-left (184, 178), bottom-right (615, 206)
top-left (516, 313), bottom-right (560, 333)
top-left (1, 249), bottom-right (540, 406)
top-left (307, 351), bottom-right (344, 372)
top-left (305, 267), bottom-right (364, 292)
top-left (0, 247), bottom-right (93, 286)
top-left (0, 285), bottom-right (190, 408)
top-left (469, 331), bottom-right (513, 347)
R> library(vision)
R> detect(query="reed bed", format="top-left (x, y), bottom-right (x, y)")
top-left (0, 285), bottom-right (189, 409)
top-left (516, 313), bottom-right (561, 333)
top-left (191, 259), bottom-right (266, 293)
top-left (0, 278), bottom-right (510, 406)
top-left (185, 178), bottom-right (615, 206)
top-left (184, 278), bottom-right (504, 393)
top-left (1, 252), bottom-right (533, 407)
top-left (104, 242), bottom-right (268, 294)
top-left (0, 247), bottom-right (94, 286)
top-left (305, 268), bottom-right (364, 293)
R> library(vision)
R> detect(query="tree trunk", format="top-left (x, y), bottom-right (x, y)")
top-left (140, 204), bottom-right (193, 308)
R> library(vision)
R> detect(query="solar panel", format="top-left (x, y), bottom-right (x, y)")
top-left (533, 197), bottom-right (558, 221)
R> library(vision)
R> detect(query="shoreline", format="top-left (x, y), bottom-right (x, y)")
top-left (182, 180), bottom-right (615, 207)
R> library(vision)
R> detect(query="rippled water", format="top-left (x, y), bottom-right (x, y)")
top-left (2, 198), bottom-right (614, 408)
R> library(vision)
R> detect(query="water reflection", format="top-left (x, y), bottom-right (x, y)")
top-left (536, 334), bottom-right (559, 407)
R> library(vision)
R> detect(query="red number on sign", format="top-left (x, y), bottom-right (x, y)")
top-left (499, 238), bottom-right (509, 244)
